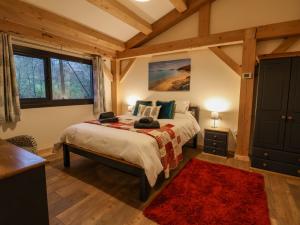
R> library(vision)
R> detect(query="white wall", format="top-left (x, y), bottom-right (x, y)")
top-left (120, 0), bottom-right (300, 150)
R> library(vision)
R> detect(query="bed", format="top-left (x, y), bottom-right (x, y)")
top-left (60, 106), bottom-right (200, 201)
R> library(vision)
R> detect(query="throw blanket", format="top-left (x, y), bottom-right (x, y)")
top-left (85, 118), bottom-right (183, 178)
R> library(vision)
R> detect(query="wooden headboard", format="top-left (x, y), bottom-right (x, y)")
top-left (188, 106), bottom-right (200, 123)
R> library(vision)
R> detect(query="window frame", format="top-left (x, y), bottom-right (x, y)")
top-left (13, 45), bottom-right (94, 109)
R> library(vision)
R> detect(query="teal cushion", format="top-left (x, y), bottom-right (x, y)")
top-left (156, 100), bottom-right (176, 119)
top-left (133, 100), bottom-right (152, 116)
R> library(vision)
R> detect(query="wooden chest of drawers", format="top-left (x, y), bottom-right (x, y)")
top-left (204, 128), bottom-right (229, 156)
top-left (0, 139), bottom-right (49, 225)
top-left (252, 147), bottom-right (300, 177)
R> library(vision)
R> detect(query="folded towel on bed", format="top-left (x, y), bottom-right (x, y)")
top-left (139, 117), bottom-right (154, 124)
top-left (99, 112), bottom-right (115, 120)
top-left (134, 121), bottom-right (160, 129)
top-left (99, 117), bottom-right (119, 123)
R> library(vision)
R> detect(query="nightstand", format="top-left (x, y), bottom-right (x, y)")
top-left (204, 128), bottom-right (229, 156)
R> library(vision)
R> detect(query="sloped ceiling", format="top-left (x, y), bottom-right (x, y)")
top-left (21, 0), bottom-right (175, 42)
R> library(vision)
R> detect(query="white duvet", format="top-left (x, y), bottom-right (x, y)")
top-left (59, 112), bottom-right (200, 186)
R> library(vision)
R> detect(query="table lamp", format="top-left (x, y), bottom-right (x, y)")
top-left (211, 111), bottom-right (220, 128)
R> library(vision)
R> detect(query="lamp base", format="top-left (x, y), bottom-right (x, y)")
top-left (211, 119), bottom-right (218, 128)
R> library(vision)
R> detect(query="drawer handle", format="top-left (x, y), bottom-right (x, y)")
top-left (214, 135), bottom-right (217, 138)
top-left (213, 142), bottom-right (217, 146)
top-left (263, 163), bottom-right (267, 167)
top-left (263, 152), bottom-right (268, 157)
top-left (212, 150), bottom-right (216, 153)
top-left (298, 169), bottom-right (300, 174)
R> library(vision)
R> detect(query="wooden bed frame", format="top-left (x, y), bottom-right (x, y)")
top-left (63, 106), bottom-right (199, 201)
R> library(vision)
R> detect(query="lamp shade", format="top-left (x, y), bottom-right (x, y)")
top-left (211, 111), bottom-right (219, 119)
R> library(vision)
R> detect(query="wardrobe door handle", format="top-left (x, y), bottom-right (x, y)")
top-left (281, 115), bottom-right (286, 120)
top-left (287, 116), bottom-right (293, 120)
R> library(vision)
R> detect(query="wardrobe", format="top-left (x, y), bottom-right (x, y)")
top-left (252, 57), bottom-right (300, 177)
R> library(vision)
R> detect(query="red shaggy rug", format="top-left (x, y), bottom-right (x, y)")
top-left (144, 159), bottom-right (271, 225)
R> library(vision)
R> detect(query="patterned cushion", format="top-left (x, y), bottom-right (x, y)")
top-left (5, 135), bottom-right (37, 154)
top-left (138, 105), bottom-right (161, 119)
top-left (133, 100), bottom-right (152, 116)
top-left (137, 104), bottom-right (147, 116)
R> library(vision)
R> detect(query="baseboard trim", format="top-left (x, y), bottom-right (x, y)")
top-left (234, 154), bottom-right (250, 161)
top-left (38, 147), bottom-right (55, 157)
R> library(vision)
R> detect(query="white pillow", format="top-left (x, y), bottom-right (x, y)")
top-left (138, 105), bottom-right (161, 119)
top-left (175, 101), bottom-right (190, 114)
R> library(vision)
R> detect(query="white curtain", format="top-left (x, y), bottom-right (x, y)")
top-left (92, 56), bottom-right (106, 114)
top-left (0, 33), bottom-right (21, 124)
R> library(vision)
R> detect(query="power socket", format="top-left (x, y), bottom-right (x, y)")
top-left (242, 72), bottom-right (253, 79)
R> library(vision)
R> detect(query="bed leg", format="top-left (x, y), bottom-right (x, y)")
top-left (193, 135), bottom-right (198, 149)
top-left (140, 172), bottom-right (150, 202)
top-left (63, 145), bottom-right (70, 168)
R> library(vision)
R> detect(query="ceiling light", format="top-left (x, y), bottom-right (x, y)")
top-left (135, 0), bottom-right (151, 2)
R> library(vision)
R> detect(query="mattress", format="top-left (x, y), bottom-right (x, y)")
top-left (59, 112), bottom-right (200, 186)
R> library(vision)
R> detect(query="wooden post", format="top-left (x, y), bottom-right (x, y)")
top-left (111, 59), bottom-right (121, 115)
top-left (236, 28), bottom-right (257, 160)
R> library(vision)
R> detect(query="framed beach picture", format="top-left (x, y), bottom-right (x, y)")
top-left (148, 58), bottom-right (191, 91)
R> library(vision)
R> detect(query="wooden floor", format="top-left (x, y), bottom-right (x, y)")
top-left (45, 148), bottom-right (300, 225)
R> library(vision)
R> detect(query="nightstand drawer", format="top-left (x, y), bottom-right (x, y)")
top-left (205, 131), bottom-right (227, 142)
top-left (204, 146), bottom-right (227, 156)
top-left (204, 128), bottom-right (229, 157)
top-left (204, 139), bottom-right (227, 150)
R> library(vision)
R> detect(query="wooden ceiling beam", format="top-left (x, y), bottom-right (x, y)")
top-left (198, 1), bottom-right (211, 36)
top-left (0, 0), bottom-right (124, 51)
top-left (126, 0), bottom-right (215, 49)
top-left (257, 20), bottom-right (300, 40)
top-left (87, 0), bottom-right (152, 35)
top-left (271, 36), bottom-right (299, 53)
top-left (118, 29), bottom-right (245, 59)
top-left (120, 59), bottom-right (136, 83)
top-left (119, 19), bottom-right (300, 59)
top-left (259, 51), bottom-right (300, 60)
top-left (170, 0), bottom-right (188, 13)
top-left (209, 47), bottom-right (241, 75)
top-left (0, 19), bottom-right (115, 57)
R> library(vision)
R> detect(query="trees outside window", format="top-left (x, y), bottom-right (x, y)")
top-left (14, 46), bottom-right (93, 108)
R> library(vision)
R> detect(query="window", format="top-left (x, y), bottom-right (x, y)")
top-left (14, 46), bottom-right (93, 108)
top-left (15, 54), bottom-right (46, 99)
top-left (50, 58), bottom-right (93, 100)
